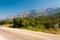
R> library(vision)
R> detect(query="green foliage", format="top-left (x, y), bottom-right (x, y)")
top-left (0, 19), bottom-right (13, 25)
top-left (0, 12), bottom-right (60, 33)
top-left (12, 13), bottom-right (60, 32)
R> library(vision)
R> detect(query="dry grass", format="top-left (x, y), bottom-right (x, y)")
top-left (44, 28), bottom-right (60, 34)
top-left (2, 24), bottom-right (60, 34)
top-left (2, 24), bottom-right (13, 27)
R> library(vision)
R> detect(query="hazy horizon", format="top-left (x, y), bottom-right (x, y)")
top-left (0, 0), bottom-right (60, 19)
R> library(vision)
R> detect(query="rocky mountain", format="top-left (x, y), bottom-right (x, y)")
top-left (17, 7), bottom-right (60, 17)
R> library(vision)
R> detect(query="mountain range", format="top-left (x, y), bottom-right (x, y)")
top-left (9, 7), bottom-right (60, 18)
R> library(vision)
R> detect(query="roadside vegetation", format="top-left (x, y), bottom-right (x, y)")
top-left (0, 13), bottom-right (60, 34)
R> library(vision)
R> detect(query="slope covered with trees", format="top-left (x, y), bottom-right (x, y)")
top-left (12, 13), bottom-right (60, 33)
top-left (0, 12), bottom-right (60, 34)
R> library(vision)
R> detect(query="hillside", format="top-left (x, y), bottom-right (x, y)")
top-left (16, 7), bottom-right (60, 18)
top-left (0, 8), bottom-right (60, 34)
top-left (8, 12), bottom-right (60, 34)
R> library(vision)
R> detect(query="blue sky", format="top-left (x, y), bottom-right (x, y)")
top-left (0, 0), bottom-right (60, 19)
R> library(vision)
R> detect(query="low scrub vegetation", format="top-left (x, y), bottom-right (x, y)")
top-left (0, 13), bottom-right (60, 34)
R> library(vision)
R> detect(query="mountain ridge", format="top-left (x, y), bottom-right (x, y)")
top-left (16, 7), bottom-right (60, 18)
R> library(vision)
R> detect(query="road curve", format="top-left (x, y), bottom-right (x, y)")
top-left (0, 26), bottom-right (60, 40)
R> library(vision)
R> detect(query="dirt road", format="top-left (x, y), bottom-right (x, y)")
top-left (0, 26), bottom-right (60, 40)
